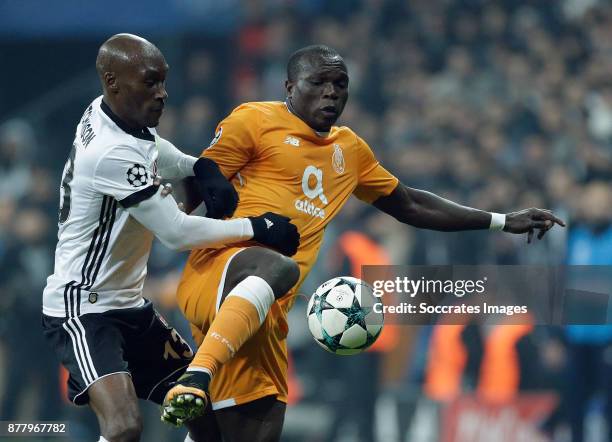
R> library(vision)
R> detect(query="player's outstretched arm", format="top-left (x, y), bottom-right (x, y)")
top-left (127, 188), bottom-right (300, 253)
top-left (373, 183), bottom-right (565, 243)
top-left (128, 186), bottom-right (251, 251)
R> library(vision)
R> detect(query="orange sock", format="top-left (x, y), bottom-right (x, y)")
top-left (190, 276), bottom-right (275, 378)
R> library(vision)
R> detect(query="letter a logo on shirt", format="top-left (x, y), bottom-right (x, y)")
top-left (265, 218), bottom-right (274, 229)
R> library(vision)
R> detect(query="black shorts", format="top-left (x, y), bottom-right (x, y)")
top-left (42, 300), bottom-right (194, 405)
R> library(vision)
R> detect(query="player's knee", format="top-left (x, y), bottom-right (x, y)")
top-left (104, 413), bottom-right (143, 442)
top-left (230, 247), bottom-right (299, 299)
top-left (269, 255), bottom-right (299, 299)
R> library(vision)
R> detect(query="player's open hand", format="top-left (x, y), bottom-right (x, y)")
top-left (503, 208), bottom-right (565, 243)
top-left (249, 212), bottom-right (300, 256)
top-left (193, 157), bottom-right (239, 219)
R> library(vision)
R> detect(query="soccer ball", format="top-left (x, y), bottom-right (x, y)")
top-left (307, 276), bottom-right (383, 355)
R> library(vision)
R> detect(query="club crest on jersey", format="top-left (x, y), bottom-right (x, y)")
top-left (126, 163), bottom-right (151, 187)
top-left (332, 144), bottom-right (345, 174)
top-left (209, 127), bottom-right (223, 148)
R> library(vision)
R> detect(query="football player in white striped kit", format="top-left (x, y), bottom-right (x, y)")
top-left (42, 34), bottom-right (299, 442)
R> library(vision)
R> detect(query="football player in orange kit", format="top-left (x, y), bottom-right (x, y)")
top-left (162, 45), bottom-right (564, 441)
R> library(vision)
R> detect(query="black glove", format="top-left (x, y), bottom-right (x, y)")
top-left (193, 157), bottom-right (239, 219)
top-left (248, 212), bottom-right (300, 256)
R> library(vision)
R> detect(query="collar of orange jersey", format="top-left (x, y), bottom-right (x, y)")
top-left (284, 100), bottom-right (331, 138)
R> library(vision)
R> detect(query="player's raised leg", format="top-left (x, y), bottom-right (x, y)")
top-left (162, 246), bottom-right (299, 427)
top-left (89, 373), bottom-right (143, 442)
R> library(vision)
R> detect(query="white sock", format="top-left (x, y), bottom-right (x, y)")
top-left (99, 438), bottom-right (110, 442)
top-left (185, 434), bottom-right (195, 442)
top-left (225, 275), bottom-right (275, 324)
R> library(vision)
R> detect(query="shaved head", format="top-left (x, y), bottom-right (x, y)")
top-left (97, 33), bottom-right (168, 129)
top-left (96, 33), bottom-right (163, 87)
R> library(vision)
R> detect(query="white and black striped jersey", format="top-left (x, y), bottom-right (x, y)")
top-left (43, 96), bottom-right (163, 318)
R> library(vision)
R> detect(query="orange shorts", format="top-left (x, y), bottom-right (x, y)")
top-left (176, 246), bottom-right (293, 410)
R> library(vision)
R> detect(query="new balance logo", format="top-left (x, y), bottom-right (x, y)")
top-left (265, 218), bottom-right (274, 229)
top-left (284, 136), bottom-right (300, 147)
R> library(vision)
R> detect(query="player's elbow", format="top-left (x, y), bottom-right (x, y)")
top-left (394, 201), bottom-right (419, 224)
top-left (388, 198), bottom-right (420, 226)
top-left (375, 184), bottom-right (420, 225)
top-left (395, 188), bottom-right (431, 225)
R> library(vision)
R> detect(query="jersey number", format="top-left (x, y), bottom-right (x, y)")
top-left (58, 144), bottom-right (76, 224)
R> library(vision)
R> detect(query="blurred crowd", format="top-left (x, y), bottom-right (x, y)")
top-left (1, 0), bottom-right (612, 441)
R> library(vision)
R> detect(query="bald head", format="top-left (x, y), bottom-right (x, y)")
top-left (96, 33), bottom-right (163, 84)
top-left (96, 33), bottom-right (168, 129)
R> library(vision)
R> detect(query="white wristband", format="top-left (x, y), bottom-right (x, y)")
top-left (489, 212), bottom-right (506, 231)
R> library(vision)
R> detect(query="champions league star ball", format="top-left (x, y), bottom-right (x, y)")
top-left (126, 163), bottom-right (150, 187)
top-left (307, 276), bottom-right (384, 355)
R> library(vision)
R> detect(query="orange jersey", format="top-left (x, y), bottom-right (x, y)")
top-left (189, 101), bottom-right (398, 290)
top-left (178, 101), bottom-right (398, 407)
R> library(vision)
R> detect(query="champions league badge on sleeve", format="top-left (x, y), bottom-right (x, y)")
top-left (126, 163), bottom-right (152, 187)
